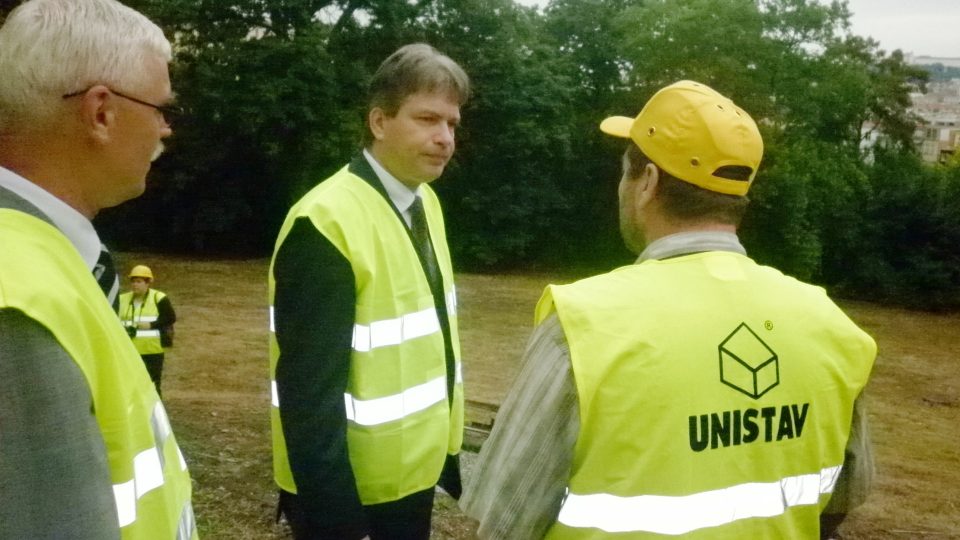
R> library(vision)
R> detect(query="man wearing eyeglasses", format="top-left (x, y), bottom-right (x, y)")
top-left (0, 1), bottom-right (195, 538)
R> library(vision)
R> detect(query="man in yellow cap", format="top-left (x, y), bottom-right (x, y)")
top-left (119, 264), bottom-right (177, 396)
top-left (462, 81), bottom-right (876, 539)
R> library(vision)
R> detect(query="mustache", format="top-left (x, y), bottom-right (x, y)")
top-left (151, 141), bottom-right (165, 162)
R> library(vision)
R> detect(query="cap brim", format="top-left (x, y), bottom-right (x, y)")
top-left (599, 116), bottom-right (634, 138)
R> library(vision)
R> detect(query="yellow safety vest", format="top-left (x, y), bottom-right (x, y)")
top-left (119, 289), bottom-right (167, 355)
top-left (268, 164), bottom-right (463, 505)
top-left (0, 209), bottom-right (196, 539)
top-left (538, 251), bottom-right (875, 539)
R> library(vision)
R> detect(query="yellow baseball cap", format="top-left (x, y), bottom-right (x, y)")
top-left (600, 80), bottom-right (763, 195)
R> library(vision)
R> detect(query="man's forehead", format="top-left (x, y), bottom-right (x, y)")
top-left (401, 90), bottom-right (461, 112)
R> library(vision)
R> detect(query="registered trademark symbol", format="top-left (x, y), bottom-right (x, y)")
top-left (764, 320), bottom-right (774, 331)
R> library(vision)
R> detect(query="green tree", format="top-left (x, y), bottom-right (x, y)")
top-left (100, 0), bottom-right (370, 252)
top-left (846, 149), bottom-right (960, 309)
top-left (536, 0), bottom-right (649, 269)
top-left (24, 0), bottom-right (948, 306)
top-left (606, 0), bottom-right (926, 283)
top-left (421, 0), bottom-right (583, 267)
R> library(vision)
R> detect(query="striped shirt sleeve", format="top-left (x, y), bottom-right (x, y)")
top-left (460, 313), bottom-right (579, 540)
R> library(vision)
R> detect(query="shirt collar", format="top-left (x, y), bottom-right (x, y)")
top-left (638, 231), bottom-right (746, 263)
top-left (363, 149), bottom-right (420, 215)
top-left (0, 165), bottom-right (101, 270)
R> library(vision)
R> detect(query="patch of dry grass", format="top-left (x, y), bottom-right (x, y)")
top-left (115, 254), bottom-right (280, 538)
top-left (838, 302), bottom-right (960, 539)
top-left (115, 254), bottom-right (960, 539)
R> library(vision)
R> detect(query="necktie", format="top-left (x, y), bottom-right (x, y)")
top-left (410, 196), bottom-right (456, 409)
top-left (409, 197), bottom-right (440, 289)
top-left (93, 244), bottom-right (120, 311)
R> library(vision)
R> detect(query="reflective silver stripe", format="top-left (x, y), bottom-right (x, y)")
top-left (128, 315), bottom-right (158, 338)
top-left (274, 365), bottom-right (459, 411)
top-left (177, 501), bottom-right (196, 540)
top-left (352, 307), bottom-right (440, 353)
top-left (151, 402), bottom-right (173, 442)
top-left (113, 448), bottom-right (167, 527)
top-left (112, 402), bottom-right (183, 528)
top-left (150, 402), bottom-right (172, 470)
top-left (557, 465), bottom-right (843, 535)
top-left (134, 447), bottom-right (165, 497)
top-left (446, 287), bottom-right (457, 315)
top-left (344, 375), bottom-right (446, 426)
top-left (273, 302), bottom-right (447, 345)
top-left (819, 463), bottom-right (842, 493)
top-left (113, 480), bottom-right (137, 527)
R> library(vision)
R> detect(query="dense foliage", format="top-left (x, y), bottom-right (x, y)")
top-left (3, 0), bottom-right (957, 308)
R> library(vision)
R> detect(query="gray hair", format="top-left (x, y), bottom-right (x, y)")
top-left (363, 43), bottom-right (470, 146)
top-left (0, 0), bottom-right (171, 133)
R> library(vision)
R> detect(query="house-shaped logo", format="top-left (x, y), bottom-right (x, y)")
top-left (718, 323), bottom-right (779, 399)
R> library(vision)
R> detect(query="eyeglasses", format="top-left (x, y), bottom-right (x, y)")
top-left (62, 87), bottom-right (183, 123)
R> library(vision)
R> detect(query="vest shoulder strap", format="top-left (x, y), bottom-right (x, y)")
top-left (0, 184), bottom-right (56, 228)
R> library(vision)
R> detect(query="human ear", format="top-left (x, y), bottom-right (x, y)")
top-left (77, 86), bottom-right (116, 143)
top-left (368, 107), bottom-right (386, 141)
top-left (635, 163), bottom-right (659, 209)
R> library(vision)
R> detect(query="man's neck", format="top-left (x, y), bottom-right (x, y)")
top-left (642, 215), bottom-right (736, 246)
top-left (366, 144), bottom-right (425, 191)
top-left (0, 135), bottom-right (96, 219)
top-left (639, 230), bottom-right (745, 262)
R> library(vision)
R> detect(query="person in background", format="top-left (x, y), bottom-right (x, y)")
top-left (0, 0), bottom-right (196, 538)
top-left (268, 43), bottom-right (469, 540)
top-left (461, 80), bottom-right (875, 540)
top-left (119, 264), bottom-right (177, 396)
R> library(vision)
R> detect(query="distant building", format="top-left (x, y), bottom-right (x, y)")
top-left (910, 78), bottom-right (960, 163)
top-left (907, 55), bottom-right (960, 69)
top-left (918, 123), bottom-right (960, 163)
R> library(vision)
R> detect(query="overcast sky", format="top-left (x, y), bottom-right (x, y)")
top-left (844, 0), bottom-right (958, 57)
top-left (513, 0), bottom-right (959, 58)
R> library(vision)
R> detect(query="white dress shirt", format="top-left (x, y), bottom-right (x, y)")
top-left (0, 166), bottom-right (101, 271)
top-left (363, 148), bottom-right (421, 228)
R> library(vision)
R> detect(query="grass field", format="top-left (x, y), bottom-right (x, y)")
top-left (115, 253), bottom-right (960, 539)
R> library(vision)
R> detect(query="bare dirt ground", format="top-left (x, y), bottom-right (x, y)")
top-left (116, 254), bottom-right (960, 539)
